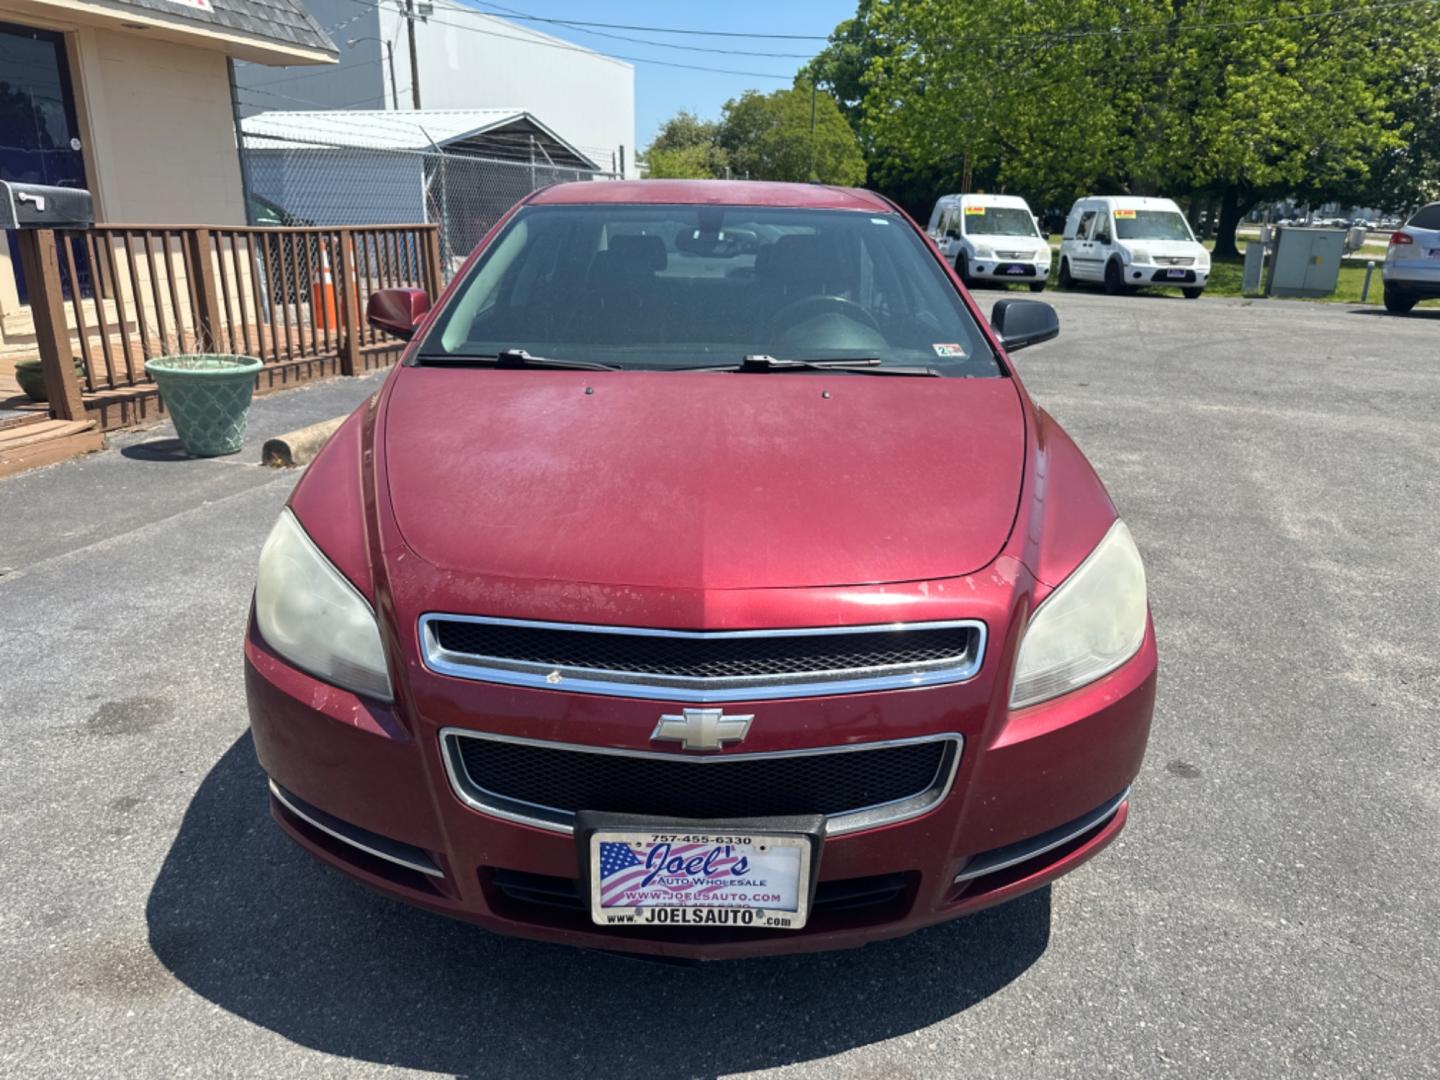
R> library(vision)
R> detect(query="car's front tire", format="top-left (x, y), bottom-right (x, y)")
top-left (1384, 285), bottom-right (1418, 314)
top-left (956, 251), bottom-right (972, 287)
top-left (1103, 259), bottom-right (1125, 296)
top-left (1182, 286), bottom-right (1203, 299)
top-left (1058, 259), bottom-right (1074, 290)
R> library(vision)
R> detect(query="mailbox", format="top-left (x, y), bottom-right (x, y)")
top-left (0, 181), bottom-right (94, 230)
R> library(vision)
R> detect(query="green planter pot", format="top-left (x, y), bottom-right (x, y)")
top-left (14, 358), bottom-right (86, 403)
top-left (145, 354), bottom-right (263, 458)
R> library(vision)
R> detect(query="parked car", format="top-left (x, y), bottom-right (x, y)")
top-left (926, 192), bottom-right (1051, 292)
top-left (246, 180), bottom-right (1156, 960)
top-left (1382, 202), bottom-right (1440, 313)
top-left (1058, 195), bottom-right (1210, 298)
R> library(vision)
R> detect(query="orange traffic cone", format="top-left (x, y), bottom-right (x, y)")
top-left (312, 243), bottom-right (339, 331)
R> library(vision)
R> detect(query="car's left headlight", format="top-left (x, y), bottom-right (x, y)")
top-left (255, 509), bottom-right (393, 701)
top-left (1009, 520), bottom-right (1148, 709)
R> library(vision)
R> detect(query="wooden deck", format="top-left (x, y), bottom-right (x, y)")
top-left (0, 415), bottom-right (103, 479)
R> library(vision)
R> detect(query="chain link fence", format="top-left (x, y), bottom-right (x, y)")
top-left (240, 134), bottom-right (618, 281)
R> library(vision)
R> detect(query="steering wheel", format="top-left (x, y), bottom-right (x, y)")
top-left (768, 294), bottom-right (882, 340)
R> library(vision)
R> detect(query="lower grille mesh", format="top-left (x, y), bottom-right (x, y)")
top-left (448, 735), bottom-right (951, 824)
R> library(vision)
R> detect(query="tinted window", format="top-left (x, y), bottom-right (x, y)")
top-left (1406, 203), bottom-right (1440, 230)
top-left (1074, 210), bottom-right (1096, 240)
top-left (1114, 210), bottom-right (1194, 241)
top-left (964, 207), bottom-right (1039, 237)
top-left (419, 204), bottom-right (1000, 377)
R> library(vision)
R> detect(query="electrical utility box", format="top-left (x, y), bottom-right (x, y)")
top-left (1264, 227), bottom-right (1345, 298)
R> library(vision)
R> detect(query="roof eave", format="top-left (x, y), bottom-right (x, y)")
top-left (11, 0), bottom-right (338, 65)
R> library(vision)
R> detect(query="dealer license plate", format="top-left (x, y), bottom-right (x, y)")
top-left (1004, 264), bottom-right (1026, 274)
top-left (1166, 268), bottom-right (1187, 278)
top-left (589, 830), bottom-right (813, 930)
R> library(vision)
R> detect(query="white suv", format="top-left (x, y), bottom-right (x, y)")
top-left (926, 193), bottom-right (1050, 292)
top-left (1382, 203), bottom-right (1440, 313)
top-left (1058, 196), bottom-right (1210, 298)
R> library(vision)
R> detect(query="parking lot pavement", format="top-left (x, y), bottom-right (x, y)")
top-left (2, 294), bottom-right (1437, 1079)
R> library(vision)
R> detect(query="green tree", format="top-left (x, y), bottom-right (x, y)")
top-left (718, 82), bottom-right (867, 185)
top-left (643, 110), bottom-right (728, 179)
top-left (846, 0), bottom-right (1440, 254)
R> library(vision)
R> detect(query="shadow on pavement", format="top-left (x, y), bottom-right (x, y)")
top-left (147, 734), bottom-right (1051, 1078)
top-left (1344, 307), bottom-right (1440, 319)
top-left (119, 439), bottom-right (195, 463)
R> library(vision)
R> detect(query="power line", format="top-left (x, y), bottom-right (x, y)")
top-left (343, 0), bottom-right (794, 79)
top-left (468, 2), bottom-right (814, 58)
top-left (457, 3), bottom-right (831, 41)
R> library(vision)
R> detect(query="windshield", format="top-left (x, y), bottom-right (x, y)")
top-left (416, 204), bottom-right (999, 377)
top-left (1114, 209), bottom-right (1194, 242)
top-left (964, 206), bottom-right (1040, 237)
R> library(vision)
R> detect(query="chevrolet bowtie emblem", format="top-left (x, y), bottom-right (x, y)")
top-left (651, 707), bottom-right (754, 752)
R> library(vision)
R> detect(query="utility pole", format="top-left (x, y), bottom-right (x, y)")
top-left (404, 0), bottom-right (422, 109)
top-left (385, 40), bottom-right (399, 110)
top-left (809, 81), bottom-right (818, 181)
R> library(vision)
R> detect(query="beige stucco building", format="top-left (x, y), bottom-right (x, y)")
top-left (0, 0), bottom-right (336, 362)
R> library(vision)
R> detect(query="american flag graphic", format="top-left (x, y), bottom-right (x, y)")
top-left (597, 841), bottom-right (744, 906)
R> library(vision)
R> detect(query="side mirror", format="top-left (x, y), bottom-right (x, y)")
top-left (945, 228), bottom-right (961, 240)
top-left (367, 287), bottom-right (430, 340)
top-left (991, 298), bottom-right (1059, 352)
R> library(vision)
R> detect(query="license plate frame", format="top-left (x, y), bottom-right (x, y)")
top-left (1003, 263), bottom-right (1027, 275)
top-left (578, 812), bottom-right (822, 931)
top-left (1165, 267), bottom-right (1187, 279)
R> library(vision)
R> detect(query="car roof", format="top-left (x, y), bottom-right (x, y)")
top-left (934, 192), bottom-right (1030, 206)
top-left (530, 179), bottom-right (894, 212)
top-left (1079, 195), bottom-right (1181, 210)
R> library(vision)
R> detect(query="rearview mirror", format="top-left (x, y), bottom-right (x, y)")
top-left (367, 287), bottom-right (430, 340)
top-left (991, 298), bottom-right (1059, 352)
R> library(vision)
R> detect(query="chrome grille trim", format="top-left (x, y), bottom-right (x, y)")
top-left (418, 615), bottom-right (987, 702)
top-left (440, 729), bottom-right (964, 836)
top-left (953, 788), bottom-right (1129, 883)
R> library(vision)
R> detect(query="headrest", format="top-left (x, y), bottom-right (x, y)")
top-left (606, 233), bottom-right (667, 272)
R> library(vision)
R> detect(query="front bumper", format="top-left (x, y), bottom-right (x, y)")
top-left (1125, 264), bottom-right (1209, 287)
top-left (969, 257), bottom-right (1050, 281)
top-left (246, 618), bottom-right (1156, 960)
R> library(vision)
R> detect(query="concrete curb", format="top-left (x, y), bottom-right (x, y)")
top-left (261, 415), bottom-right (345, 468)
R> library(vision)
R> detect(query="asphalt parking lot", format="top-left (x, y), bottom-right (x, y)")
top-left (2, 292), bottom-right (1437, 1079)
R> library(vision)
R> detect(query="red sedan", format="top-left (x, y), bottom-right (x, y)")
top-left (245, 180), bottom-right (1155, 959)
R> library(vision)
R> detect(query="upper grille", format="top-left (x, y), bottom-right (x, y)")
top-left (421, 616), bottom-right (985, 702)
top-left (443, 731), bottom-right (961, 834)
top-left (1155, 255), bottom-right (1195, 266)
top-left (996, 250), bottom-right (1034, 259)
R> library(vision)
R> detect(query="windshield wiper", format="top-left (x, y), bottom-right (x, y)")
top-left (686, 354), bottom-right (942, 376)
top-left (416, 349), bottom-right (621, 371)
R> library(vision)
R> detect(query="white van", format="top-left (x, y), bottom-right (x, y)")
top-left (1057, 196), bottom-right (1210, 298)
top-left (926, 193), bottom-right (1050, 292)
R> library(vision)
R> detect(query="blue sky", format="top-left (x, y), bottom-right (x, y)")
top-left (463, 1), bottom-right (856, 150)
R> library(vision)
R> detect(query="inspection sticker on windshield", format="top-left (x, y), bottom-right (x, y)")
top-left (932, 343), bottom-right (966, 358)
top-left (1114, 208), bottom-right (1137, 219)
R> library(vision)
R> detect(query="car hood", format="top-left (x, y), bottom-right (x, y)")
top-left (976, 235), bottom-right (1049, 255)
top-left (383, 368), bottom-right (1025, 591)
top-left (1121, 238), bottom-right (1205, 257)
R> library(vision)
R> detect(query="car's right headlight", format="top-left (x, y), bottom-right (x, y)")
top-left (973, 244), bottom-right (995, 259)
top-left (1009, 520), bottom-right (1148, 709)
top-left (255, 509), bottom-right (393, 701)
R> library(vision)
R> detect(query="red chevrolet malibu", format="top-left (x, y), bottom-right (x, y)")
top-left (245, 180), bottom-right (1155, 959)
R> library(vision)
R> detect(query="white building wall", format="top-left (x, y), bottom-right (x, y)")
top-left (235, 0), bottom-right (636, 176)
